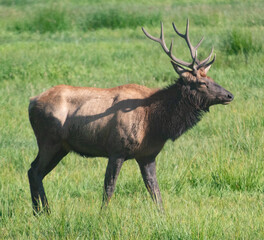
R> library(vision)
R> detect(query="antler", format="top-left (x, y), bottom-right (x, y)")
top-left (142, 22), bottom-right (194, 69)
top-left (172, 19), bottom-right (216, 70)
top-left (142, 19), bottom-right (216, 73)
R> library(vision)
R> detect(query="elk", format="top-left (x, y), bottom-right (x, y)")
top-left (28, 19), bottom-right (233, 214)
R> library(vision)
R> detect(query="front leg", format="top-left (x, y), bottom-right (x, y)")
top-left (102, 156), bottom-right (124, 208)
top-left (136, 158), bottom-right (163, 210)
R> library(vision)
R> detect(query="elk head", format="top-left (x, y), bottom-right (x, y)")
top-left (142, 19), bottom-right (234, 108)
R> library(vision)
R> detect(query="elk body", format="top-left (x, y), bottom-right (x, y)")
top-left (28, 20), bottom-right (233, 214)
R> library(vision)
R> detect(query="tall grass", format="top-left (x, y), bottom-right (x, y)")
top-left (222, 29), bottom-right (262, 56)
top-left (13, 7), bottom-right (70, 33)
top-left (11, 5), bottom-right (161, 33)
top-left (82, 7), bottom-right (161, 30)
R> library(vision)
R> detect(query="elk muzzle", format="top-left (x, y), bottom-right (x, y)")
top-left (211, 82), bottom-right (234, 105)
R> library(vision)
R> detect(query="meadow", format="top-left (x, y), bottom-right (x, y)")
top-left (0, 0), bottom-right (264, 239)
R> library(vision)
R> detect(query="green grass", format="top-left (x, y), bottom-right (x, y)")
top-left (0, 0), bottom-right (264, 239)
top-left (222, 29), bottom-right (262, 63)
top-left (10, 4), bottom-right (161, 32)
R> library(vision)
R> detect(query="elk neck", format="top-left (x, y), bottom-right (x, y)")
top-left (148, 79), bottom-right (207, 142)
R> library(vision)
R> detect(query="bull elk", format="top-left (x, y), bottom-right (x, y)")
top-left (28, 19), bottom-right (233, 214)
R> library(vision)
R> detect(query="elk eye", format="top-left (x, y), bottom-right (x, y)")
top-left (199, 82), bottom-right (207, 87)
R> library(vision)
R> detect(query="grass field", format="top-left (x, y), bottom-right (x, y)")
top-left (0, 0), bottom-right (264, 239)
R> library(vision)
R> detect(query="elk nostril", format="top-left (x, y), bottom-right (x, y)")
top-left (227, 94), bottom-right (233, 100)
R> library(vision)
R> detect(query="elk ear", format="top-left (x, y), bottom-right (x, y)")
top-left (204, 64), bottom-right (212, 74)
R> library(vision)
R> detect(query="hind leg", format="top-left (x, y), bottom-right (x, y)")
top-left (28, 153), bottom-right (41, 214)
top-left (28, 144), bottom-right (68, 215)
top-left (40, 148), bottom-right (68, 213)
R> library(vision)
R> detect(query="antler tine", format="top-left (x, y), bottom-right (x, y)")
top-left (173, 20), bottom-right (185, 38)
top-left (172, 19), bottom-right (195, 60)
top-left (142, 24), bottom-right (161, 43)
top-left (142, 22), bottom-right (169, 54)
top-left (142, 22), bottom-right (192, 68)
top-left (169, 39), bottom-right (173, 53)
top-left (172, 19), bottom-right (206, 66)
top-left (198, 47), bottom-right (214, 68)
top-left (159, 22), bottom-right (169, 53)
top-left (195, 36), bottom-right (204, 50)
top-left (203, 54), bottom-right (216, 69)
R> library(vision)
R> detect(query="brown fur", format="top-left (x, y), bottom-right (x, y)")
top-left (29, 84), bottom-right (160, 159)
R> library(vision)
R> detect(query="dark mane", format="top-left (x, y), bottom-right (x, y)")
top-left (149, 78), bottom-right (208, 141)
